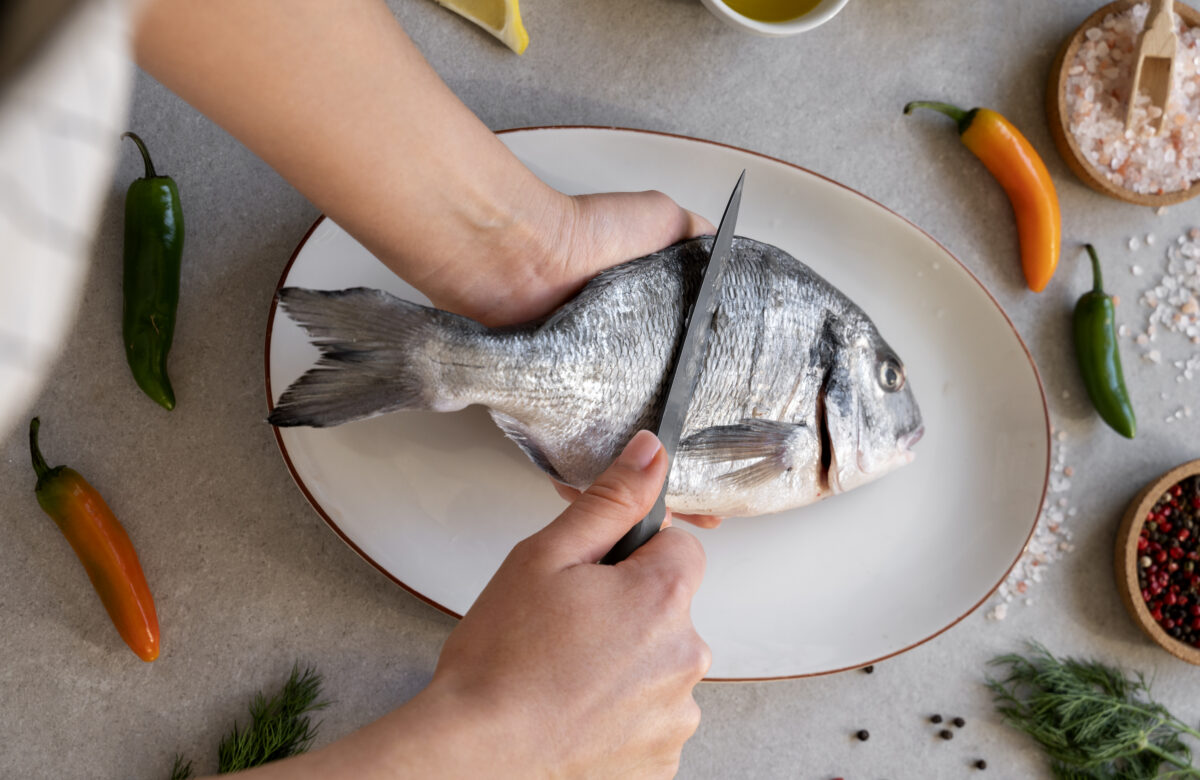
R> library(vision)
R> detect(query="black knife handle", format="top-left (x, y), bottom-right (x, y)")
top-left (600, 490), bottom-right (668, 564)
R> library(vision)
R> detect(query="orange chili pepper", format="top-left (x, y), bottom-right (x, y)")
top-left (29, 418), bottom-right (160, 661)
top-left (904, 101), bottom-right (1061, 293)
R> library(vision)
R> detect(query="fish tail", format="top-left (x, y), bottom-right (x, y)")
top-left (268, 287), bottom-right (482, 427)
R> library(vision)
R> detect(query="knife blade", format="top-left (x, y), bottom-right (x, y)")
top-left (600, 170), bottom-right (746, 565)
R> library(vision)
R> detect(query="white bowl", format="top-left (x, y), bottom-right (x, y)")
top-left (698, 0), bottom-right (850, 36)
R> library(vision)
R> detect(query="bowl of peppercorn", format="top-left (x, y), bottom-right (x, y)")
top-left (1116, 459), bottom-right (1200, 665)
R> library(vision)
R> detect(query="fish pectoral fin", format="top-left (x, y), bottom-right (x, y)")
top-left (681, 419), bottom-right (809, 489)
top-left (717, 455), bottom-right (791, 489)
top-left (680, 419), bottom-right (805, 463)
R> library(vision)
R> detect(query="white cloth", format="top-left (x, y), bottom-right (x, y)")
top-left (0, 0), bottom-right (132, 438)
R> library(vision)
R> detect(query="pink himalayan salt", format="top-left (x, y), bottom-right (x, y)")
top-left (1066, 3), bottom-right (1200, 194)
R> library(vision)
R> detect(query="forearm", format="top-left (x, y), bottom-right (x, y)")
top-left (226, 685), bottom-right (533, 780)
top-left (132, 0), bottom-right (565, 320)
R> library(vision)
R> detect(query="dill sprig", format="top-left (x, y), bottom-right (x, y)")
top-left (169, 754), bottom-right (193, 780)
top-left (217, 665), bottom-right (328, 772)
top-left (987, 643), bottom-right (1200, 778)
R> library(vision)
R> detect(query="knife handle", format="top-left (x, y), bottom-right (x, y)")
top-left (600, 489), bottom-right (668, 564)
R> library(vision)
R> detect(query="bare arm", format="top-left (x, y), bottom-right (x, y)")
top-left (224, 433), bottom-right (710, 779)
top-left (132, 0), bottom-right (710, 326)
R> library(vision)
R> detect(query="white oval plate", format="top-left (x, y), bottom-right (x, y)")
top-left (266, 127), bottom-right (1049, 679)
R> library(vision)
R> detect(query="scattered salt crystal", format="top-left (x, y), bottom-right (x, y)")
top-left (1120, 324), bottom-right (1130, 336)
top-left (1147, 233), bottom-right (1157, 245)
top-left (1132, 264), bottom-right (1144, 275)
top-left (1137, 333), bottom-right (1150, 345)
top-left (1157, 206), bottom-right (1170, 216)
top-left (987, 429), bottom-right (1075, 622)
top-left (1162, 391), bottom-right (1171, 400)
top-left (1130, 236), bottom-right (1141, 250)
top-left (1146, 349), bottom-right (1163, 363)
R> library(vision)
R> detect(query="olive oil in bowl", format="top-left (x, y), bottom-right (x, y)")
top-left (721, 0), bottom-right (822, 22)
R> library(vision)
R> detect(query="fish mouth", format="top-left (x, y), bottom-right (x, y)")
top-left (899, 424), bottom-right (925, 462)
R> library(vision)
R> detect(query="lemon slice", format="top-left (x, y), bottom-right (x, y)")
top-left (435, 0), bottom-right (529, 54)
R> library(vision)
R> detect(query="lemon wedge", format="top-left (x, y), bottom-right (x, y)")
top-left (435, 0), bottom-right (529, 54)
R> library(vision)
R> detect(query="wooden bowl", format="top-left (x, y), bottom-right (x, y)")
top-left (1047, 0), bottom-right (1200, 207)
top-left (1115, 458), bottom-right (1200, 664)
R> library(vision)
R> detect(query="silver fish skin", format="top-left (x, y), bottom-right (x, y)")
top-left (270, 236), bottom-right (923, 517)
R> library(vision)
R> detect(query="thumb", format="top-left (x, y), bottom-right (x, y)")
top-left (535, 430), bottom-right (667, 566)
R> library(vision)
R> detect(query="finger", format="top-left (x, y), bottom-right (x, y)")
top-left (571, 191), bottom-right (707, 270)
top-left (535, 430), bottom-right (667, 566)
top-left (628, 525), bottom-right (707, 599)
top-left (683, 209), bottom-right (716, 237)
top-left (674, 513), bottom-right (722, 529)
top-left (550, 479), bottom-right (581, 504)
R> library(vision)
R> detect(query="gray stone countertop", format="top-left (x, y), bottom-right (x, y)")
top-left (3, 0), bottom-right (1200, 777)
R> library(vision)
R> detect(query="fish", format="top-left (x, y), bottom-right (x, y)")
top-left (269, 236), bottom-right (923, 517)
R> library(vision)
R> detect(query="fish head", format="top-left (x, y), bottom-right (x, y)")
top-left (820, 316), bottom-right (923, 496)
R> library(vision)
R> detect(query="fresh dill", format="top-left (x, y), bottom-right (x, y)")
top-left (169, 754), bottom-right (193, 780)
top-left (217, 665), bottom-right (328, 772)
top-left (987, 643), bottom-right (1200, 778)
top-left (168, 664), bottom-right (328, 777)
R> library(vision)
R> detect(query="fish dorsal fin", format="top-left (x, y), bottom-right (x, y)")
top-left (680, 419), bottom-right (808, 489)
top-left (488, 410), bottom-right (565, 483)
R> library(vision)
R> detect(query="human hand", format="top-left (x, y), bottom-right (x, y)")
top-left (423, 430), bottom-right (711, 778)
top-left (549, 479), bottom-right (722, 530)
top-left (427, 189), bottom-right (715, 328)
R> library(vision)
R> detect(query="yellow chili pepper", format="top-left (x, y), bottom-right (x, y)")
top-left (904, 101), bottom-right (1061, 293)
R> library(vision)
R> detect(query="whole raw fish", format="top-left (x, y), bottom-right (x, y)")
top-left (270, 236), bottom-right (923, 517)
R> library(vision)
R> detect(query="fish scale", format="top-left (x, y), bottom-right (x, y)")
top-left (270, 236), bottom-right (923, 518)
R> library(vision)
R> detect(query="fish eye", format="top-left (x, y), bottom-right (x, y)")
top-left (878, 357), bottom-right (905, 393)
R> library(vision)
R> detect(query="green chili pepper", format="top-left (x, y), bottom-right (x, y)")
top-left (1074, 244), bottom-right (1136, 438)
top-left (122, 132), bottom-right (183, 411)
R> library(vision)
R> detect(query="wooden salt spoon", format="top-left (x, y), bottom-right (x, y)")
top-left (1126, 0), bottom-right (1179, 134)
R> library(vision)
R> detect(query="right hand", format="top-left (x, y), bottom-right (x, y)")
top-left (427, 430), bottom-right (711, 778)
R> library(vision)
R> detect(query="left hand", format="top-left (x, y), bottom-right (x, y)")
top-left (429, 188), bottom-right (714, 327)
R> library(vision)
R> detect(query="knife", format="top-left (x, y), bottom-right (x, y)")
top-left (601, 170), bottom-right (746, 565)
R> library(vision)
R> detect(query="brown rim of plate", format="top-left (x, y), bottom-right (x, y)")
top-left (1115, 458), bottom-right (1200, 665)
top-left (263, 125), bottom-right (1052, 681)
top-left (1047, 0), bottom-right (1200, 207)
